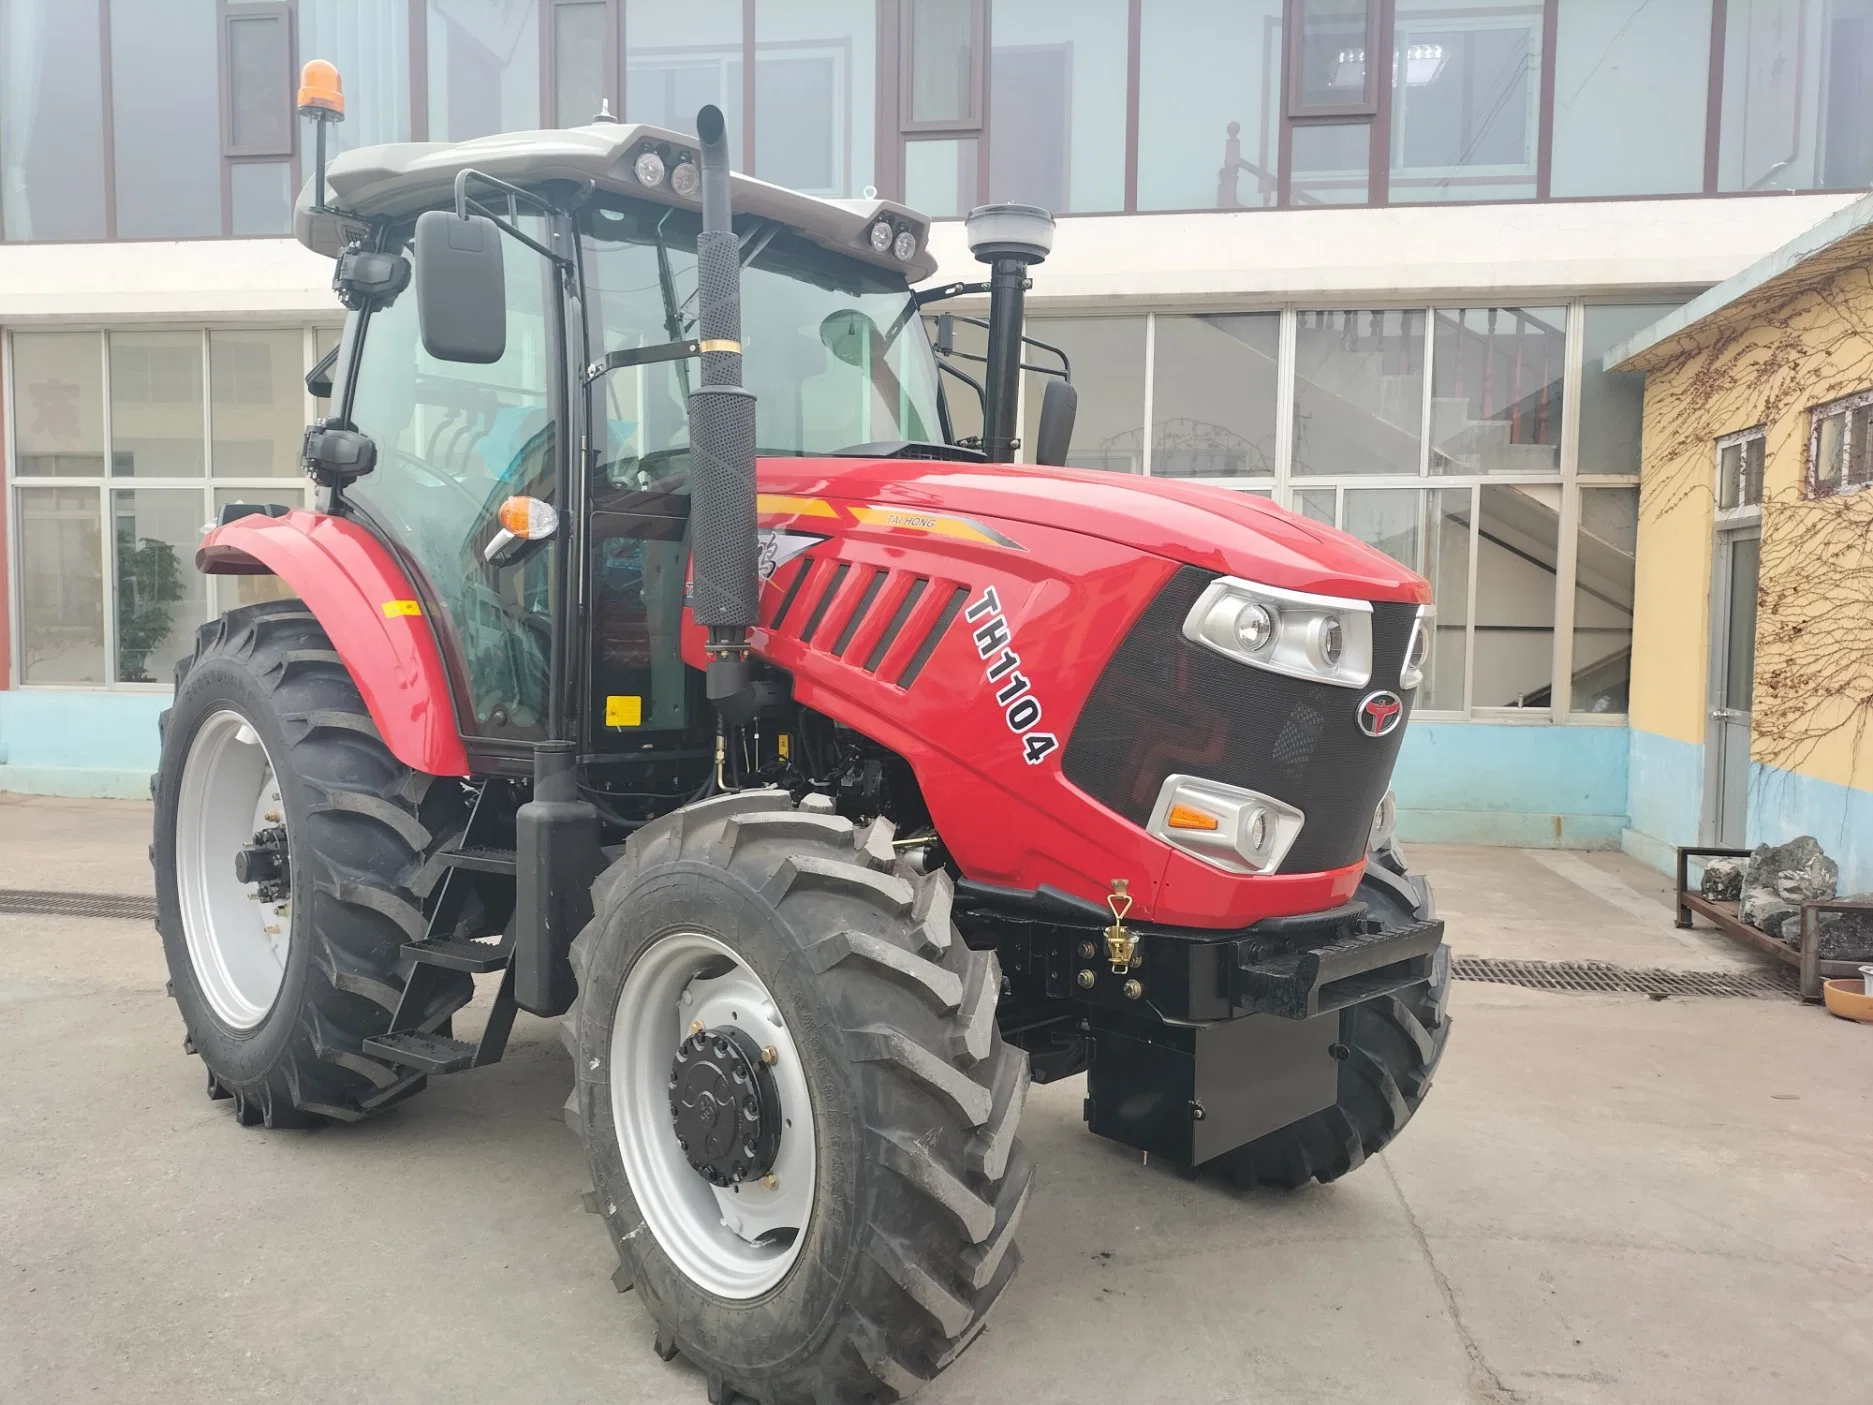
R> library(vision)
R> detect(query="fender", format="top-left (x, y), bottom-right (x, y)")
top-left (197, 509), bottom-right (470, 776)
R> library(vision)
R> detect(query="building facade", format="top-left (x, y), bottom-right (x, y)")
top-left (2, 0), bottom-right (1870, 852)
top-left (1610, 196), bottom-right (1873, 892)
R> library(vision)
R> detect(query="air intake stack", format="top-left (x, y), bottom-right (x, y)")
top-left (687, 104), bottom-right (760, 721)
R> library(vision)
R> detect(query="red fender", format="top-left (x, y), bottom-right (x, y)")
top-left (197, 509), bottom-right (471, 777)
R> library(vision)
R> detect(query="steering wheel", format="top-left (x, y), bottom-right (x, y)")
top-left (378, 445), bottom-right (496, 518)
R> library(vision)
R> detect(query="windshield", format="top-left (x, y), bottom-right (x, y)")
top-left (581, 203), bottom-right (943, 486)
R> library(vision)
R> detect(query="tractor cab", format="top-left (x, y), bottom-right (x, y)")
top-left (295, 119), bottom-right (987, 779)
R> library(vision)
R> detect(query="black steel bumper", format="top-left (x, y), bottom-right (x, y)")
top-left (1229, 903), bottom-right (1444, 1019)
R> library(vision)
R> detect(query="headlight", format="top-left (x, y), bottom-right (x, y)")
top-left (892, 228), bottom-right (918, 261)
top-left (1149, 774), bottom-right (1304, 874)
top-left (1183, 576), bottom-right (1374, 688)
top-left (669, 160), bottom-right (700, 198)
top-left (633, 149), bottom-right (667, 187)
top-left (868, 219), bottom-right (894, 253)
top-left (1399, 606), bottom-right (1433, 690)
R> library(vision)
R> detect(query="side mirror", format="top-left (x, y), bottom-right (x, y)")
top-left (1033, 377), bottom-right (1078, 467)
top-left (413, 209), bottom-right (506, 364)
top-left (302, 421), bottom-right (377, 485)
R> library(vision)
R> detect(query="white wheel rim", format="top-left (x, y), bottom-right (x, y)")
top-left (610, 931), bottom-right (816, 1299)
top-left (176, 710), bottom-right (291, 1030)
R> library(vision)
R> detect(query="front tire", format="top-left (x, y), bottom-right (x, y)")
top-left (153, 602), bottom-right (474, 1127)
top-left (569, 790), bottom-right (1032, 1404)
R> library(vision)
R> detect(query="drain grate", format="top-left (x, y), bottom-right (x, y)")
top-left (0, 889), bottom-right (158, 922)
top-left (1453, 955), bottom-right (1797, 999)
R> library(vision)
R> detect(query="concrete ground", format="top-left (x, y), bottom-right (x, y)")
top-left (2, 794), bottom-right (1869, 1405)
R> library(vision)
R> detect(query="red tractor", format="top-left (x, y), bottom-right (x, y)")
top-left (153, 73), bottom-right (1449, 1405)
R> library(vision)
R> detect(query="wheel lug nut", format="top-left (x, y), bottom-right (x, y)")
top-left (760, 1045), bottom-right (779, 1065)
top-left (689, 1019), bottom-right (705, 1036)
top-left (761, 1173), bottom-right (779, 1191)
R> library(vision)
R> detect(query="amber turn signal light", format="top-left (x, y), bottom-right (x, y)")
top-left (1165, 803), bottom-right (1221, 832)
top-left (297, 59), bottom-right (345, 118)
top-left (497, 496), bottom-right (560, 540)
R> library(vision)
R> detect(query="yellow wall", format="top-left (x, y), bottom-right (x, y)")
top-left (1629, 261), bottom-right (1873, 791)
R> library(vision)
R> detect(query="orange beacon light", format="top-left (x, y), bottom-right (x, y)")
top-left (297, 59), bottom-right (344, 119)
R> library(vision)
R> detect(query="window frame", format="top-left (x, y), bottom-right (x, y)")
top-left (1714, 423), bottom-right (1766, 519)
top-left (4, 325), bottom-right (324, 691)
top-left (1807, 387), bottom-right (1873, 499)
top-left (898, 0), bottom-right (988, 134)
top-left (1285, 0), bottom-right (1383, 119)
top-left (219, 1), bottom-right (298, 159)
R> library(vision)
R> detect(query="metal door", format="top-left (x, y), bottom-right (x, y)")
top-left (1701, 527), bottom-right (1759, 847)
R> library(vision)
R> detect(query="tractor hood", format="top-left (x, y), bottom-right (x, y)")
top-left (760, 457), bottom-right (1430, 603)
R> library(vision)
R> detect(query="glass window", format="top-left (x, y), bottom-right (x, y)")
top-left (110, 0), bottom-right (222, 237)
top-left (11, 332), bottom-right (106, 476)
top-left (1021, 317), bottom-right (1146, 472)
top-left (15, 486), bottom-right (104, 683)
top-left (1718, 430), bottom-right (1766, 508)
top-left (112, 488), bottom-right (207, 683)
top-left (110, 332), bottom-right (205, 478)
top-left (210, 330), bottom-right (304, 476)
top-left (1, 0), bottom-right (109, 240)
top-left (1429, 306), bottom-right (1564, 474)
top-left (1473, 483), bottom-right (1558, 707)
top-left (1138, 0), bottom-right (1284, 210)
top-left (987, 0), bottom-right (1126, 214)
top-left (626, 0), bottom-right (743, 165)
top-left (1295, 486), bottom-right (1335, 524)
top-left (1290, 121), bottom-right (1371, 203)
top-left (905, 0), bottom-right (978, 125)
top-left (754, 0), bottom-right (877, 198)
top-left (1389, 0), bottom-right (1540, 204)
top-left (1342, 486), bottom-right (1469, 711)
top-left (300, 0), bottom-right (413, 153)
top-left (229, 161), bottom-right (293, 236)
top-left (903, 138), bottom-right (976, 216)
top-left (226, 6), bottom-right (294, 155)
top-left (928, 310), bottom-right (986, 448)
top-left (1580, 303), bottom-right (1680, 476)
top-left (1572, 485), bottom-right (1636, 713)
top-left (554, 1), bottom-right (609, 127)
top-left (1719, 0), bottom-right (1873, 192)
top-left (1810, 390), bottom-right (1873, 495)
top-left (1293, 0), bottom-right (1376, 112)
top-left (1150, 313), bottom-right (1280, 478)
top-left (1550, 0), bottom-right (1712, 197)
top-left (427, 0), bottom-right (541, 142)
top-left (347, 226), bottom-right (558, 736)
top-left (1293, 308), bottom-right (1424, 476)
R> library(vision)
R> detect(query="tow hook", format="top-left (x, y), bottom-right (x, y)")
top-left (1104, 878), bottom-right (1140, 974)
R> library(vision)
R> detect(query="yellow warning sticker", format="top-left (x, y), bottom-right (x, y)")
top-left (605, 695), bottom-right (644, 728)
top-left (756, 493), bottom-right (839, 519)
top-left (382, 599), bottom-right (423, 618)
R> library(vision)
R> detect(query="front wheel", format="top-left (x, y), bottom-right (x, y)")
top-left (569, 790), bottom-right (1032, 1405)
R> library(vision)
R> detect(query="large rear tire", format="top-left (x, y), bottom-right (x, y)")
top-left (568, 790), bottom-right (1032, 1405)
top-left (1220, 870), bottom-right (1452, 1189)
top-left (153, 601), bottom-right (474, 1127)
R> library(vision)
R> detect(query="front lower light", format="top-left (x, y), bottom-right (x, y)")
top-left (1368, 788), bottom-right (1398, 854)
top-left (868, 219), bottom-right (894, 254)
top-left (1184, 576), bottom-right (1374, 688)
top-left (633, 149), bottom-right (667, 187)
top-left (892, 228), bottom-right (918, 261)
top-left (1148, 774), bottom-right (1304, 875)
top-left (1400, 606), bottom-right (1433, 690)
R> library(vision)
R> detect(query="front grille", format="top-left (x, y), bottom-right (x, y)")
top-left (1062, 566), bottom-right (1416, 874)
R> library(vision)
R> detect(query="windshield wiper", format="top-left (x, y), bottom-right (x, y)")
top-left (652, 209), bottom-right (692, 398)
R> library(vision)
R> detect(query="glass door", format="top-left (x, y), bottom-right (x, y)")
top-left (1701, 525), bottom-right (1758, 847)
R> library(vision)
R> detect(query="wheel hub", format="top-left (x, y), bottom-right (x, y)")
top-left (234, 825), bottom-right (290, 902)
top-left (669, 1025), bottom-right (781, 1187)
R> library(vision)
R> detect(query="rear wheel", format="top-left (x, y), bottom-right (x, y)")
top-left (153, 601), bottom-right (474, 1127)
top-left (1220, 871), bottom-right (1451, 1189)
top-left (569, 789), bottom-right (1032, 1405)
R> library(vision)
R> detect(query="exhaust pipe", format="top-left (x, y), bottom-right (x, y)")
top-left (688, 104), bottom-right (760, 722)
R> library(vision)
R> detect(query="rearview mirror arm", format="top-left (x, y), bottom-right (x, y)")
top-left (450, 169), bottom-right (574, 271)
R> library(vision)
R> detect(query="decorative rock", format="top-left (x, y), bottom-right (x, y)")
top-left (1740, 885), bottom-right (1798, 935)
top-left (1699, 857), bottom-right (1745, 902)
top-left (1739, 836), bottom-right (1837, 937)
top-left (1815, 899), bottom-right (1873, 962)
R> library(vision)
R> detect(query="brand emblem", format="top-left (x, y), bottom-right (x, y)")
top-left (1357, 690), bottom-right (1404, 738)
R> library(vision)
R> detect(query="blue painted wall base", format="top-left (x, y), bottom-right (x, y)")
top-left (1747, 763), bottom-right (1873, 895)
top-left (1621, 728), bottom-right (1705, 876)
top-left (0, 690), bottom-right (165, 800)
top-left (1391, 721), bottom-right (1629, 849)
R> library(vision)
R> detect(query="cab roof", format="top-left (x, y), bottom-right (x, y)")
top-left (293, 120), bottom-right (938, 281)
